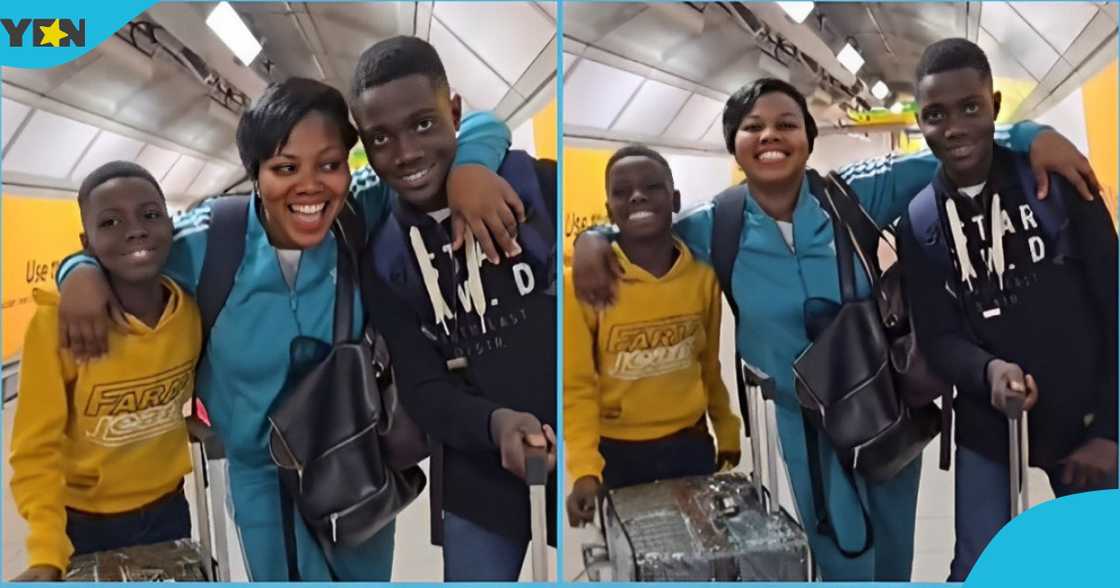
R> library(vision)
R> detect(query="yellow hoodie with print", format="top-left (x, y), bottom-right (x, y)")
top-left (564, 239), bottom-right (740, 482)
top-left (9, 278), bottom-right (200, 572)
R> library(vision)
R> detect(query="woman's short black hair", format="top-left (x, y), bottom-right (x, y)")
top-left (77, 160), bottom-right (164, 212)
top-left (721, 78), bottom-right (818, 155)
top-left (235, 77), bottom-right (358, 180)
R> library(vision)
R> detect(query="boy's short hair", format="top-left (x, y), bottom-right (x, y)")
top-left (605, 144), bottom-right (675, 188)
top-left (722, 78), bottom-right (817, 155)
top-left (351, 36), bottom-right (449, 102)
top-left (915, 38), bottom-right (992, 90)
top-left (235, 77), bottom-right (358, 181)
top-left (77, 161), bottom-right (164, 213)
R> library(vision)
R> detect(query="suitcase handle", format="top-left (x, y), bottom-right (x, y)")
top-left (525, 445), bottom-right (549, 486)
top-left (525, 445), bottom-right (550, 581)
top-left (1008, 398), bottom-right (1030, 518)
top-left (187, 416), bottom-right (226, 460)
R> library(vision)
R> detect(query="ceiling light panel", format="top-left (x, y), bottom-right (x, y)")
top-left (3, 110), bottom-right (99, 179)
top-left (563, 59), bottom-right (644, 129)
top-left (663, 93), bottom-right (724, 142)
top-left (612, 79), bottom-right (692, 136)
top-left (981, 1), bottom-right (1060, 79)
top-left (778, 2), bottom-right (815, 24)
top-left (69, 130), bottom-right (146, 182)
top-left (428, 19), bottom-right (510, 111)
top-left (836, 43), bottom-right (865, 74)
top-left (206, 2), bottom-right (262, 66)
top-left (161, 154), bottom-right (206, 196)
top-left (2, 97), bottom-right (31, 148)
top-left (1010, 2), bottom-right (1098, 54)
top-left (135, 144), bottom-right (182, 182)
top-left (433, 2), bottom-right (555, 85)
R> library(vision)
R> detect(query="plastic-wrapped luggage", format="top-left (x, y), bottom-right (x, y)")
top-left (64, 539), bottom-right (208, 582)
top-left (583, 363), bottom-right (813, 581)
top-left (601, 472), bottom-right (810, 581)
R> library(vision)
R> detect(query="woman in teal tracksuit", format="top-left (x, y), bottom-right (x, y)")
top-left (53, 78), bottom-right (518, 581)
top-left (573, 78), bottom-right (1097, 580)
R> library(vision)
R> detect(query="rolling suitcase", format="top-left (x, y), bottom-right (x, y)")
top-left (584, 361), bottom-right (813, 581)
top-left (63, 419), bottom-right (231, 581)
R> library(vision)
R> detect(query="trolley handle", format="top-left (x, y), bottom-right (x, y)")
top-left (525, 445), bottom-right (549, 487)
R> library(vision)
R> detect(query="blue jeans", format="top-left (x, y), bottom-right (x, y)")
top-left (950, 445), bottom-right (1118, 581)
top-left (442, 511), bottom-right (528, 581)
top-left (66, 487), bottom-right (191, 555)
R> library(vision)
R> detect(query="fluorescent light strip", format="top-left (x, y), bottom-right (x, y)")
top-left (871, 80), bottom-right (889, 100)
top-left (206, 2), bottom-right (262, 67)
top-left (837, 43), bottom-right (864, 75)
top-left (778, 2), bottom-right (815, 24)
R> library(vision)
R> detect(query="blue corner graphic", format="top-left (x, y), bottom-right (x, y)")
top-left (967, 489), bottom-right (1119, 585)
top-left (0, 0), bottom-right (156, 69)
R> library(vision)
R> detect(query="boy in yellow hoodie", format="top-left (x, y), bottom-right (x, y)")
top-left (9, 161), bottom-right (201, 580)
top-left (565, 145), bottom-right (740, 526)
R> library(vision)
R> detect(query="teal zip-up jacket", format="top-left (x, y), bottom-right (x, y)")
top-left (646, 123), bottom-right (1045, 581)
top-left (56, 112), bottom-right (511, 581)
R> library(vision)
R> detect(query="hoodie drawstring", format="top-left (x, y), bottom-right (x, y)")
top-left (945, 191), bottom-right (1007, 294)
top-left (410, 226), bottom-right (454, 335)
top-left (409, 225), bottom-right (490, 337)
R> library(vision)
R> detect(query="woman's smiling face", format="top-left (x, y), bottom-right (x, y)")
top-left (256, 111), bottom-right (352, 250)
top-left (732, 91), bottom-right (812, 189)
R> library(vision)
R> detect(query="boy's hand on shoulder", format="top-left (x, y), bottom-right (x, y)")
top-left (1059, 438), bottom-right (1118, 489)
top-left (572, 232), bottom-right (623, 310)
top-left (1030, 130), bottom-right (1101, 202)
top-left (986, 359), bottom-right (1038, 418)
top-left (58, 264), bottom-right (126, 362)
top-left (12, 565), bottom-right (62, 582)
top-left (447, 164), bottom-right (526, 264)
top-left (489, 408), bottom-right (556, 482)
top-left (566, 475), bottom-right (602, 527)
top-left (717, 451), bottom-right (741, 472)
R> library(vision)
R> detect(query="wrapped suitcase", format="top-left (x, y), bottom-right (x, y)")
top-left (64, 539), bottom-right (208, 582)
top-left (64, 418), bottom-right (231, 582)
top-left (583, 362), bottom-right (813, 581)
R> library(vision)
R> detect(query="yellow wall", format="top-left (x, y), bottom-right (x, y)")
top-left (1082, 59), bottom-right (1118, 218)
top-left (533, 100), bottom-right (558, 161)
top-left (561, 147), bottom-right (613, 264)
top-left (2, 195), bottom-right (84, 361)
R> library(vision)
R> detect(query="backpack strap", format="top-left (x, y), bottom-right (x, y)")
top-left (190, 195), bottom-right (248, 424)
top-left (710, 185), bottom-right (749, 434)
top-left (1011, 156), bottom-right (1075, 260)
top-left (906, 184), bottom-right (948, 269)
top-left (197, 195), bottom-right (251, 344)
top-left (808, 169), bottom-right (883, 280)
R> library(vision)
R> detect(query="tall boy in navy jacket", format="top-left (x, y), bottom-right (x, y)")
top-left (897, 38), bottom-right (1118, 581)
top-left (349, 36), bottom-right (557, 581)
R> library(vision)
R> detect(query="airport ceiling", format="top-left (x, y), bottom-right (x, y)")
top-left (564, 1), bottom-right (1118, 153)
top-left (1, 2), bottom-right (558, 205)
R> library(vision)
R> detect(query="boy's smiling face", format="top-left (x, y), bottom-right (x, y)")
top-left (354, 74), bottom-right (462, 212)
top-left (606, 155), bottom-right (680, 241)
top-left (917, 67), bottom-right (1002, 186)
top-left (80, 177), bottom-right (172, 285)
